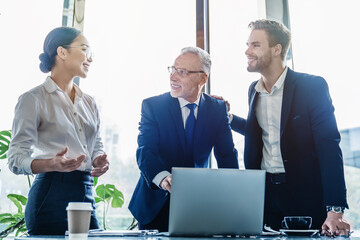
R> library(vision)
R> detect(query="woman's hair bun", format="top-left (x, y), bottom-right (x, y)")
top-left (39, 53), bottom-right (52, 73)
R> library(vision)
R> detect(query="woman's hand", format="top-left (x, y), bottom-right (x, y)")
top-left (91, 154), bottom-right (109, 177)
top-left (51, 147), bottom-right (86, 172)
top-left (32, 147), bottom-right (86, 174)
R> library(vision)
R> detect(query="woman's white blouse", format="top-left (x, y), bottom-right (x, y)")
top-left (8, 76), bottom-right (104, 175)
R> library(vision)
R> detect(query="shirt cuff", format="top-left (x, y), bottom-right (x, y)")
top-left (228, 113), bottom-right (233, 123)
top-left (22, 157), bottom-right (34, 175)
top-left (153, 171), bottom-right (170, 188)
top-left (92, 151), bottom-right (105, 162)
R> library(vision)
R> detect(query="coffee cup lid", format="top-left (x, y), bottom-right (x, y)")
top-left (66, 202), bottom-right (93, 211)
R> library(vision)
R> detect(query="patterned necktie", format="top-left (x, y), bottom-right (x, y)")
top-left (185, 103), bottom-right (196, 158)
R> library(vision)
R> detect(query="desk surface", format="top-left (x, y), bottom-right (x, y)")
top-left (8, 229), bottom-right (360, 240)
top-left (10, 236), bottom-right (360, 240)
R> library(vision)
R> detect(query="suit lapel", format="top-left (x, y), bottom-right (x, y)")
top-left (280, 69), bottom-right (296, 137)
top-left (248, 84), bottom-right (258, 123)
top-left (168, 96), bottom-right (186, 153)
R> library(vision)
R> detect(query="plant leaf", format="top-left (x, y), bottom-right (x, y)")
top-left (15, 228), bottom-right (21, 237)
top-left (0, 144), bottom-right (8, 159)
top-left (111, 196), bottom-right (124, 208)
top-left (0, 130), bottom-right (11, 159)
top-left (13, 212), bottom-right (25, 219)
top-left (0, 130), bottom-right (11, 138)
top-left (112, 188), bottom-right (124, 198)
top-left (105, 184), bottom-right (115, 189)
top-left (19, 225), bottom-right (28, 233)
top-left (105, 184), bottom-right (115, 193)
top-left (7, 196), bottom-right (22, 214)
top-left (93, 177), bottom-right (98, 186)
top-left (0, 136), bottom-right (10, 145)
top-left (0, 213), bottom-right (12, 218)
top-left (0, 132), bottom-right (11, 144)
top-left (7, 194), bottom-right (27, 206)
top-left (104, 185), bottom-right (114, 201)
top-left (96, 184), bottom-right (112, 200)
top-left (0, 217), bottom-right (17, 224)
top-left (95, 184), bottom-right (105, 200)
top-left (0, 145), bottom-right (8, 155)
top-left (95, 184), bottom-right (111, 200)
top-left (94, 197), bottom-right (103, 204)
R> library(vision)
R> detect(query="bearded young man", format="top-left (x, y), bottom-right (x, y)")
top-left (229, 19), bottom-right (350, 236)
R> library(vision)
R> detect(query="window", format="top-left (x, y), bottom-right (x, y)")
top-left (0, 0), bottom-right (64, 214)
top-left (82, 0), bottom-right (195, 228)
top-left (289, 0), bottom-right (360, 229)
top-left (209, 0), bottom-right (260, 168)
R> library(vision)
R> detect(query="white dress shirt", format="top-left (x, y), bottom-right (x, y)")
top-left (255, 67), bottom-right (288, 173)
top-left (8, 76), bottom-right (104, 175)
top-left (152, 96), bottom-right (200, 187)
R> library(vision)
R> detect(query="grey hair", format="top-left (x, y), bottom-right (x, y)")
top-left (180, 46), bottom-right (211, 75)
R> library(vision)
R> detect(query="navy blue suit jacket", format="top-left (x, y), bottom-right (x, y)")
top-left (129, 92), bottom-right (238, 224)
top-left (231, 68), bottom-right (348, 209)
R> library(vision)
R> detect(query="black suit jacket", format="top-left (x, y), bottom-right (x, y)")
top-left (231, 68), bottom-right (348, 208)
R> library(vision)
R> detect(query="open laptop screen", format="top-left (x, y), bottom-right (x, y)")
top-left (169, 168), bottom-right (265, 236)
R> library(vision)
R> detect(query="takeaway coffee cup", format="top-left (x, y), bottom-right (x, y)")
top-left (281, 216), bottom-right (312, 229)
top-left (66, 202), bottom-right (93, 239)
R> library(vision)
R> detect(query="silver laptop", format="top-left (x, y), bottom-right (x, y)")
top-left (168, 168), bottom-right (265, 237)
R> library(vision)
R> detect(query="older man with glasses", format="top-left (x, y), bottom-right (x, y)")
top-left (129, 46), bottom-right (239, 232)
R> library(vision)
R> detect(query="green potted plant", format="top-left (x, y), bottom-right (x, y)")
top-left (0, 194), bottom-right (27, 238)
top-left (0, 130), bottom-right (29, 238)
top-left (93, 177), bottom-right (124, 230)
top-left (0, 130), bottom-right (11, 161)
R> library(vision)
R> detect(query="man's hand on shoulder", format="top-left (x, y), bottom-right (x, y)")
top-left (211, 95), bottom-right (230, 113)
top-left (160, 174), bottom-right (172, 193)
top-left (321, 211), bottom-right (350, 236)
top-left (210, 95), bottom-right (233, 122)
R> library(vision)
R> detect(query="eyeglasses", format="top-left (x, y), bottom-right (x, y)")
top-left (62, 45), bottom-right (93, 59)
top-left (167, 66), bottom-right (204, 77)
